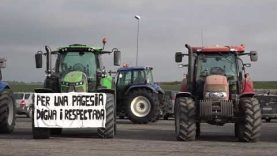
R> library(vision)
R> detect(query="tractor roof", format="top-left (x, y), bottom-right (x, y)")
top-left (191, 45), bottom-right (245, 53)
top-left (117, 66), bottom-right (153, 72)
top-left (58, 44), bottom-right (102, 53)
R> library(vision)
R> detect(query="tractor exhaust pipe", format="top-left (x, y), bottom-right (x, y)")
top-left (185, 44), bottom-right (194, 90)
top-left (45, 46), bottom-right (52, 76)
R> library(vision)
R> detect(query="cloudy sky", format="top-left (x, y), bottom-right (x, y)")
top-left (0, 0), bottom-right (276, 82)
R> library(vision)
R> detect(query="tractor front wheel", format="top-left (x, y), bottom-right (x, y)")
top-left (0, 90), bottom-right (16, 133)
top-left (97, 93), bottom-right (116, 138)
top-left (32, 109), bottom-right (50, 139)
top-left (126, 89), bottom-right (159, 124)
top-left (237, 97), bottom-right (262, 142)
top-left (175, 96), bottom-right (196, 141)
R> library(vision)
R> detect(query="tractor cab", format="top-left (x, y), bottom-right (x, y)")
top-left (116, 66), bottom-right (155, 98)
top-left (56, 45), bottom-right (101, 92)
top-left (176, 45), bottom-right (258, 100)
top-left (194, 52), bottom-right (238, 100)
top-left (0, 58), bottom-right (6, 81)
top-left (35, 44), bottom-right (121, 93)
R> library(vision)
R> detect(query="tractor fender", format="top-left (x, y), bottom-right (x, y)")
top-left (175, 92), bottom-right (194, 99)
top-left (174, 92), bottom-right (194, 113)
top-left (157, 88), bottom-right (165, 95)
top-left (0, 81), bottom-right (10, 91)
top-left (125, 85), bottom-right (158, 95)
top-left (239, 92), bottom-right (255, 98)
top-left (153, 83), bottom-right (165, 94)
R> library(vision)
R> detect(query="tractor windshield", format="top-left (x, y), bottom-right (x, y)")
top-left (117, 71), bottom-right (132, 87)
top-left (145, 69), bottom-right (154, 84)
top-left (59, 52), bottom-right (97, 80)
top-left (196, 53), bottom-right (237, 81)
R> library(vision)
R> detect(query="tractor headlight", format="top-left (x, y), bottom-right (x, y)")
top-left (61, 81), bottom-right (69, 86)
top-left (204, 92), bottom-right (227, 100)
top-left (75, 81), bottom-right (83, 85)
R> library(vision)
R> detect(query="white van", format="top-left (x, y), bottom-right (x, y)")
top-left (13, 92), bottom-right (33, 118)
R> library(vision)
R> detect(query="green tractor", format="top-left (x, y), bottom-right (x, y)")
top-left (175, 44), bottom-right (261, 142)
top-left (0, 58), bottom-right (16, 133)
top-left (33, 40), bottom-right (121, 139)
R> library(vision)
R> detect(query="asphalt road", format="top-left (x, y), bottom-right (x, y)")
top-left (1, 117), bottom-right (277, 156)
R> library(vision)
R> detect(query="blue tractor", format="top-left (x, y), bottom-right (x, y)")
top-left (0, 58), bottom-right (15, 133)
top-left (116, 66), bottom-right (168, 123)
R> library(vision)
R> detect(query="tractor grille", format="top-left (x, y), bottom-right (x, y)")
top-left (199, 100), bottom-right (233, 118)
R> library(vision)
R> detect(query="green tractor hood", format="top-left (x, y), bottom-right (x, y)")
top-left (61, 71), bottom-right (88, 92)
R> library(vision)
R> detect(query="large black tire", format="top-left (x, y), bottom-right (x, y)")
top-left (151, 94), bottom-right (164, 122)
top-left (234, 122), bottom-right (239, 137)
top-left (50, 128), bottom-right (62, 136)
top-left (162, 95), bottom-right (172, 120)
top-left (125, 89), bottom-right (159, 124)
top-left (237, 97), bottom-right (262, 142)
top-left (196, 122), bottom-right (200, 138)
top-left (97, 93), bottom-right (116, 138)
top-left (32, 106), bottom-right (50, 139)
top-left (0, 89), bottom-right (16, 133)
top-left (175, 97), bottom-right (196, 141)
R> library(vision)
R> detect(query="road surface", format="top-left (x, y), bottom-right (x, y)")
top-left (0, 117), bottom-right (277, 156)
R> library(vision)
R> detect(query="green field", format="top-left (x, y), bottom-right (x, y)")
top-left (5, 81), bottom-right (277, 92)
top-left (253, 81), bottom-right (277, 90)
top-left (160, 81), bottom-right (277, 91)
top-left (9, 84), bottom-right (42, 92)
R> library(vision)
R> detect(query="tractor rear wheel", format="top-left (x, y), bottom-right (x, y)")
top-left (0, 90), bottom-right (15, 133)
top-left (97, 93), bottom-right (116, 138)
top-left (126, 89), bottom-right (159, 124)
top-left (175, 96), bottom-right (196, 141)
top-left (150, 94), bottom-right (164, 122)
top-left (162, 94), bottom-right (172, 120)
top-left (238, 97), bottom-right (262, 142)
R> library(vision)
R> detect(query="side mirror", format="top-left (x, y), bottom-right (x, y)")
top-left (250, 51), bottom-right (258, 62)
top-left (113, 48), bottom-right (121, 66)
top-left (175, 52), bottom-right (183, 63)
top-left (35, 51), bottom-right (43, 68)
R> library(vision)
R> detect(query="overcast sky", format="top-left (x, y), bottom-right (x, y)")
top-left (0, 0), bottom-right (276, 82)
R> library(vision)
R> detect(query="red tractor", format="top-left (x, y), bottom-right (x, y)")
top-left (175, 44), bottom-right (261, 142)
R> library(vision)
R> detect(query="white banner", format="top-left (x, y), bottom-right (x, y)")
top-left (34, 92), bottom-right (106, 128)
